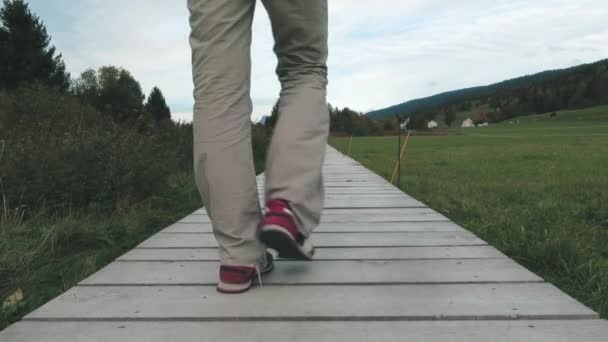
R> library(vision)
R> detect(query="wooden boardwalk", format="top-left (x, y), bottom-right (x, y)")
top-left (2, 146), bottom-right (607, 341)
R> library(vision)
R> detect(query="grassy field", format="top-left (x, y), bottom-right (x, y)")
top-left (330, 105), bottom-right (608, 318)
top-left (0, 173), bottom-right (201, 330)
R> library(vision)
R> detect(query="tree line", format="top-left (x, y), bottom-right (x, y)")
top-left (368, 58), bottom-right (608, 129)
top-left (0, 0), bottom-right (172, 128)
top-left (0, 0), bottom-right (191, 216)
top-left (260, 100), bottom-right (401, 136)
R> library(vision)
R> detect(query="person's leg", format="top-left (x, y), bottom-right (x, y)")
top-left (261, 0), bottom-right (330, 238)
top-left (188, 0), bottom-right (266, 269)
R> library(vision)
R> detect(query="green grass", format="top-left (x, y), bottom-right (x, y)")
top-left (330, 105), bottom-right (608, 318)
top-left (0, 173), bottom-right (202, 330)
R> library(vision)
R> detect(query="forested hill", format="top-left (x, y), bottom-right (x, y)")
top-left (367, 59), bottom-right (608, 121)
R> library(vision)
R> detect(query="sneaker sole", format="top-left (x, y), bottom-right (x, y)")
top-left (217, 280), bottom-right (253, 294)
top-left (259, 225), bottom-right (314, 260)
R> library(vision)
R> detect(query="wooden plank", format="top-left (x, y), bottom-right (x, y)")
top-left (178, 212), bottom-right (448, 224)
top-left (137, 232), bottom-right (486, 248)
top-left (324, 198), bottom-right (426, 208)
top-left (323, 183), bottom-right (393, 188)
top-left (24, 283), bottom-right (597, 320)
top-left (161, 221), bottom-right (465, 233)
top-left (321, 176), bottom-right (388, 181)
top-left (324, 192), bottom-right (415, 196)
top-left (5, 321), bottom-right (608, 342)
top-left (323, 215), bottom-right (449, 223)
top-left (324, 208), bottom-right (439, 215)
top-left (256, 197), bottom-right (429, 208)
top-left (324, 193), bottom-right (416, 198)
top-left (118, 246), bottom-right (506, 261)
top-left (79, 259), bottom-right (541, 286)
top-left (190, 208), bottom-right (439, 217)
top-left (325, 183), bottom-right (398, 187)
top-left (260, 183), bottom-right (394, 188)
top-left (322, 189), bottom-right (404, 194)
top-left (322, 174), bottom-right (388, 178)
top-left (192, 194), bottom-right (426, 214)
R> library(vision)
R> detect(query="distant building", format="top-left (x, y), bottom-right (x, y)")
top-left (461, 118), bottom-right (474, 128)
top-left (427, 120), bottom-right (438, 129)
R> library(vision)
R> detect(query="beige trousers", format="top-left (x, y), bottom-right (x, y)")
top-left (188, 0), bottom-right (329, 266)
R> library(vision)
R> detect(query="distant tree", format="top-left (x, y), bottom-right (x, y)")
top-left (405, 114), bottom-right (427, 130)
top-left (73, 66), bottom-right (145, 123)
top-left (328, 106), bottom-right (374, 136)
top-left (341, 107), bottom-right (359, 135)
top-left (444, 107), bottom-right (456, 127)
top-left (586, 67), bottom-right (608, 103)
top-left (0, 0), bottom-right (70, 91)
top-left (471, 111), bottom-right (488, 125)
top-left (145, 87), bottom-right (171, 126)
top-left (71, 68), bottom-right (98, 104)
top-left (383, 118), bottom-right (397, 132)
top-left (327, 103), bottom-right (335, 116)
top-left (267, 99), bottom-right (279, 129)
top-left (567, 82), bottom-right (588, 109)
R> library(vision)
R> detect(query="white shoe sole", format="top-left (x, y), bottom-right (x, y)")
top-left (259, 225), bottom-right (314, 260)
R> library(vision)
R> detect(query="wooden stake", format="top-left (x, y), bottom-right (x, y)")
top-left (390, 131), bottom-right (411, 185)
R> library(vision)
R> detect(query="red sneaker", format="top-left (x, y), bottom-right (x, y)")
top-left (217, 251), bottom-right (274, 294)
top-left (258, 199), bottom-right (314, 260)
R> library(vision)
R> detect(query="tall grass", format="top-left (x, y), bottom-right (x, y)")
top-left (0, 172), bottom-right (201, 327)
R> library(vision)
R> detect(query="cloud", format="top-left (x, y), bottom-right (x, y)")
top-left (28, 0), bottom-right (608, 121)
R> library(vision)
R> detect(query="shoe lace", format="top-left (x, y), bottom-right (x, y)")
top-left (255, 265), bottom-right (263, 288)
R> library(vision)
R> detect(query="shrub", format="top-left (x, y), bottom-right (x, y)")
top-left (0, 85), bottom-right (193, 217)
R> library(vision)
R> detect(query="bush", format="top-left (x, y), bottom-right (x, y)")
top-left (0, 85), bottom-right (193, 217)
top-left (0, 84), bottom-right (202, 330)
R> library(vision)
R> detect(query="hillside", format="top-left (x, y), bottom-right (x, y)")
top-left (367, 59), bottom-right (608, 123)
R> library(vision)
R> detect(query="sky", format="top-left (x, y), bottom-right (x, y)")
top-left (27, 0), bottom-right (608, 122)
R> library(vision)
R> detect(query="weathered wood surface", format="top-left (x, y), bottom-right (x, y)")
top-left (22, 284), bottom-right (597, 320)
top-left (161, 221), bottom-right (464, 233)
top-left (118, 245), bottom-right (507, 261)
top-left (5, 321), bottom-right (608, 342)
top-left (2, 145), bottom-right (605, 341)
top-left (136, 231), bottom-right (485, 248)
top-left (79, 259), bottom-right (542, 285)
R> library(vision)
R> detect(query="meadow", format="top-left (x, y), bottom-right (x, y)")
top-left (330, 105), bottom-right (608, 317)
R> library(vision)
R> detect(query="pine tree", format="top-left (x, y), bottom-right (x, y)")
top-left (0, 0), bottom-right (70, 91)
top-left (267, 99), bottom-right (280, 129)
top-left (444, 107), bottom-right (456, 127)
top-left (145, 87), bottom-right (171, 126)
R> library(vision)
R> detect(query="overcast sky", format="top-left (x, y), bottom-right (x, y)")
top-left (28, 0), bottom-right (608, 122)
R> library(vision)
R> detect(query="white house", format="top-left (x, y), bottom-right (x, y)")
top-left (461, 118), bottom-right (474, 128)
top-left (427, 120), bottom-right (438, 129)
